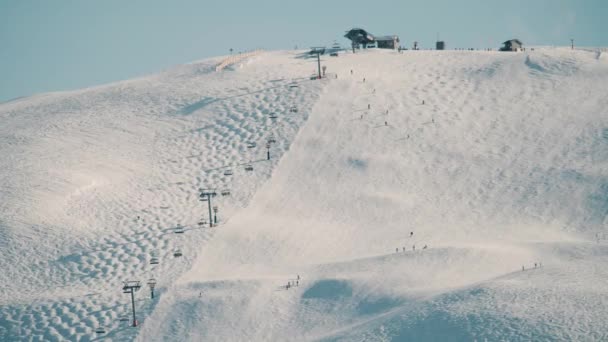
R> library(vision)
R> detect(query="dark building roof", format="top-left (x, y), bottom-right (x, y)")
top-left (503, 39), bottom-right (523, 45)
top-left (344, 28), bottom-right (375, 45)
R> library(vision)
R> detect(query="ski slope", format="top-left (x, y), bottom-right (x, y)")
top-left (2, 47), bottom-right (608, 341)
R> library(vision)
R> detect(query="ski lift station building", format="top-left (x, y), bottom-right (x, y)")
top-left (375, 35), bottom-right (400, 50)
top-left (344, 28), bottom-right (400, 50)
top-left (500, 39), bottom-right (523, 51)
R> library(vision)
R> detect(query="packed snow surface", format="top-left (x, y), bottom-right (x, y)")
top-left (1, 47), bottom-right (608, 341)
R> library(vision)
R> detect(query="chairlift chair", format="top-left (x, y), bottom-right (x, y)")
top-left (95, 327), bottom-right (106, 334)
top-left (198, 220), bottom-right (208, 226)
top-left (269, 113), bottom-right (278, 119)
top-left (247, 142), bottom-right (257, 148)
top-left (174, 225), bottom-right (185, 234)
top-left (289, 106), bottom-right (298, 113)
top-left (119, 316), bottom-right (130, 323)
top-left (245, 164), bottom-right (254, 172)
top-left (150, 257), bottom-right (159, 265)
top-left (224, 169), bottom-right (233, 176)
top-left (173, 249), bottom-right (183, 257)
top-left (221, 189), bottom-right (231, 196)
top-left (289, 84), bottom-right (299, 88)
top-left (267, 135), bottom-right (276, 144)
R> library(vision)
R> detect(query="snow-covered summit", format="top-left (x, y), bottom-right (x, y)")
top-left (1, 47), bottom-right (608, 341)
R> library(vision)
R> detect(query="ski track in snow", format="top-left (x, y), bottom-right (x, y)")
top-left (2, 48), bottom-right (608, 341)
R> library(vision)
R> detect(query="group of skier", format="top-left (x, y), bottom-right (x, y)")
top-left (395, 232), bottom-right (428, 253)
top-left (285, 274), bottom-right (301, 290)
top-left (522, 262), bottom-right (543, 271)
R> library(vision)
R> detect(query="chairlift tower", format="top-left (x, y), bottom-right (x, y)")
top-left (122, 281), bottom-right (141, 327)
top-left (199, 189), bottom-right (217, 227)
top-left (316, 52), bottom-right (322, 79)
top-left (147, 278), bottom-right (157, 299)
top-left (266, 142), bottom-right (271, 160)
top-left (309, 48), bottom-right (323, 79)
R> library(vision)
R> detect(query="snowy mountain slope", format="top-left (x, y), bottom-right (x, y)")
top-left (1, 47), bottom-right (607, 341)
top-left (138, 49), bottom-right (608, 341)
top-left (0, 52), bottom-right (326, 341)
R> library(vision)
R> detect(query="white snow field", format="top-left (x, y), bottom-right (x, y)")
top-left (1, 47), bottom-right (608, 341)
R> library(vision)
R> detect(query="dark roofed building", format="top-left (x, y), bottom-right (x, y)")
top-left (344, 28), bottom-right (399, 51)
top-left (376, 35), bottom-right (400, 50)
top-left (344, 28), bottom-right (375, 47)
top-left (500, 39), bottom-right (523, 51)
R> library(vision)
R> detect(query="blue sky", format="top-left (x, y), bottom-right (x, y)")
top-left (1, 0), bottom-right (606, 102)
